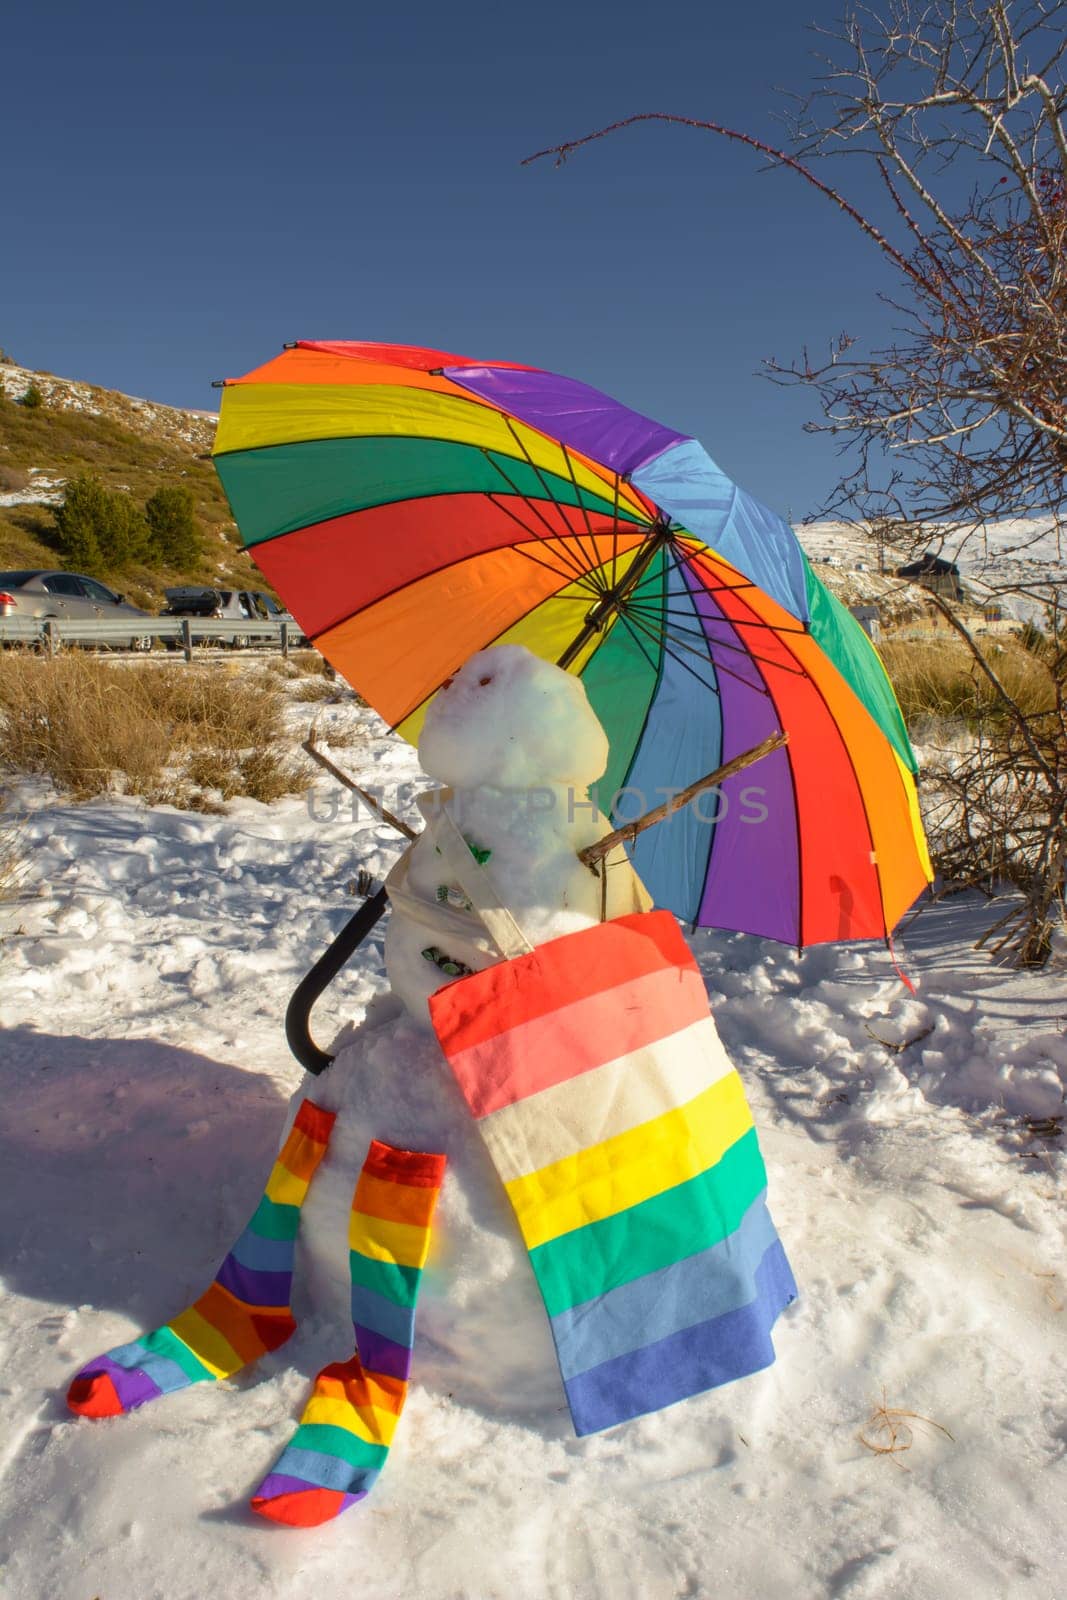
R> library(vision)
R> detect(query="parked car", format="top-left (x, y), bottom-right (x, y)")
top-left (160, 587), bottom-right (305, 648)
top-left (247, 590), bottom-right (306, 643)
top-left (0, 569), bottom-right (155, 650)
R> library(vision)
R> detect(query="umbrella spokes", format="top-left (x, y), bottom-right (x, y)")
top-left (557, 520), bottom-right (673, 669)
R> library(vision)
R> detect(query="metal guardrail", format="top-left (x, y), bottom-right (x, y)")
top-left (0, 616), bottom-right (305, 660)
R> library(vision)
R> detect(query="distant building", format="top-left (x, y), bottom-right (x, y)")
top-left (895, 551), bottom-right (964, 602)
top-left (849, 604), bottom-right (881, 642)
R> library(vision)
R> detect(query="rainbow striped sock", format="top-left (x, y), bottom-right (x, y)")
top-left (250, 1138), bottom-right (445, 1528)
top-left (67, 1098), bottom-right (336, 1419)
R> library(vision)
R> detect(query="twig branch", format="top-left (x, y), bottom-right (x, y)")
top-left (924, 593), bottom-right (1057, 784)
top-left (304, 727), bottom-right (418, 839)
top-left (578, 732), bottom-right (788, 867)
top-left (523, 113), bottom-right (925, 288)
top-left (863, 1021), bottom-right (936, 1053)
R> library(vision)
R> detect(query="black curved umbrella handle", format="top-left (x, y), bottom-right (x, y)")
top-left (285, 888), bottom-right (390, 1075)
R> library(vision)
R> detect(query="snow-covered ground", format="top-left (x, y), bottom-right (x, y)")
top-left (1, 685), bottom-right (1065, 1599)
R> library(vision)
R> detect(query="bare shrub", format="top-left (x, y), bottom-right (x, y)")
top-left (904, 607), bottom-right (1066, 963)
top-left (0, 465), bottom-right (30, 494)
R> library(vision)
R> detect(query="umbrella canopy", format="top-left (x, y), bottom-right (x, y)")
top-left (213, 340), bottom-right (931, 945)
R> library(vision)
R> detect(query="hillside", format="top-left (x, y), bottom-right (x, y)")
top-left (799, 517), bottom-right (1066, 628)
top-left (0, 358), bottom-right (264, 609)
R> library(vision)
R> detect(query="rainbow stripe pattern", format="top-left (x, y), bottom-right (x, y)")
top-left (430, 911), bottom-right (797, 1436)
top-left (251, 1139), bottom-right (445, 1528)
top-left (213, 340), bottom-right (932, 951)
top-left (67, 1099), bottom-right (336, 1418)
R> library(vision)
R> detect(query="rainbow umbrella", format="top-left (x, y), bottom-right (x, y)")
top-left (212, 340), bottom-right (931, 946)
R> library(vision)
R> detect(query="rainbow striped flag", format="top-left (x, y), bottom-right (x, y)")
top-left (429, 911), bottom-right (797, 1436)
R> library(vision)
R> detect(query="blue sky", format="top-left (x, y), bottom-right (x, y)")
top-left (2, 0), bottom-right (905, 517)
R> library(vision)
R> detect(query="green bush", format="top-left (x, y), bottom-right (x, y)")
top-left (20, 382), bottom-right (43, 410)
top-left (144, 483), bottom-right (201, 568)
top-left (53, 474), bottom-right (150, 572)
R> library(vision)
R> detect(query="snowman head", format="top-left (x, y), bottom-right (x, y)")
top-left (418, 644), bottom-right (609, 791)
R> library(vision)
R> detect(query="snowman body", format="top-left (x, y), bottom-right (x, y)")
top-left (296, 646), bottom-right (652, 1412)
top-left (383, 645), bottom-right (651, 1022)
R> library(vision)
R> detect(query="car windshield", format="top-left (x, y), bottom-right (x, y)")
top-left (258, 594), bottom-right (283, 614)
top-left (80, 577), bottom-right (118, 603)
top-left (0, 571), bottom-right (42, 587)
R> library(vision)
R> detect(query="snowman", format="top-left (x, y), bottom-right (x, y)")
top-left (65, 645), bottom-right (663, 1527)
top-left (67, 646), bottom-right (795, 1527)
top-left (294, 645), bottom-right (653, 1409)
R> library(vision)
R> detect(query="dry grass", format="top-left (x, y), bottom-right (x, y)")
top-left (0, 654), bottom-right (308, 808)
top-left (880, 635), bottom-right (1056, 728)
top-left (292, 676), bottom-right (339, 703)
top-left (858, 1388), bottom-right (953, 1469)
top-left (291, 650), bottom-right (331, 677)
top-left (266, 650), bottom-right (333, 681)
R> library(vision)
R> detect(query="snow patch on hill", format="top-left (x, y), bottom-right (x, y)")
top-left (0, 470), bottom-right (65, 510)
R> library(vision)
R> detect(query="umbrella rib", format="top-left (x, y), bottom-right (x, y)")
top-left (509, 543), bottom-right (605, 590)
top-left (559, 439), bottom-right (606, 575)
top-left (624, 598), bottom-right (807, 681)
top-left (499, 420), bottom-right (610, 590)
top-left (630, 611), bottom-right (780, 688)
top-left (609, 471), bottom-right (622, 594)
top-left (478, 450), bottom-right (593, 585)
top-left (484, 494), bottom-right (604, 588)
top-left (631, 550), bottom-right (758, 602)
top-left (621, 597), bottom-right (780, 700)
top-left (642, 581), bottom-right (809, 638)
top-left (386, 565), bottom-right (648, 736)
top-left (501, 417), bottom-right (643, 589)
top-left (489, 428), bottom-right (588, 572)
top-left (670, 542), bottom-right (810, 635)
top-left (618, 605), bottom-right (722, 698)
top-left (610, 607), bottom-right (666, 680)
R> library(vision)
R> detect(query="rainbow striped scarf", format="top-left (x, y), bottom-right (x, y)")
top-left (430, 910), bottom-right (797, 1435)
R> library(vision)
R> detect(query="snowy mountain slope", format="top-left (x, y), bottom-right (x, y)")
top-left (798, 518), bottom-right (1066, 623)
top-left (0, 689), bottom-right (1064, 1600)
top-left (0, 361), bottom-right (216, 454)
